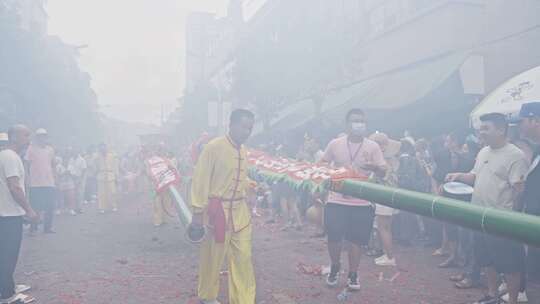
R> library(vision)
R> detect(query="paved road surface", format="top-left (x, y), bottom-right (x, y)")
top-left (16, 195), bottom-right (539, 303)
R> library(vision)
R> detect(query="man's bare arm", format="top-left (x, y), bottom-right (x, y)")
top-left (446, 172), bottom-right (476, 186)
top-left (512, 181), bottom-right (525, 211)
top-left (7, 176), bottom-right (38, 220)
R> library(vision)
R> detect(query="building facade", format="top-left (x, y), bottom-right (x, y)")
top-left (181, 0), bottom-right (540, 140)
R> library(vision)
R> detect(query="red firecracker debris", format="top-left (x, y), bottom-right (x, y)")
top-left (296, 262), bottom-right (323, 276)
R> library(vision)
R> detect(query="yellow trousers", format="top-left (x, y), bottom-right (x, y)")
top-left (98, 180), bottom-right (117, 211)
top-left (153, 193), bottom-right (171, 226)
top-left (198, 224), bottom-right (256, 304)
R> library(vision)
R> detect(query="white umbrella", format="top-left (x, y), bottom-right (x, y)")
top-left (470, 65), bottom-right (540, 129)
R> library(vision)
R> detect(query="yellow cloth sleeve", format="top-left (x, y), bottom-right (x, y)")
top-left (190, 144), bottom-right (214, 213)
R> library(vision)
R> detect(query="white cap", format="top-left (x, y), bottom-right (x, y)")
top-left (0, 133), bottom-right (8, 142)
top-left (35, 128), bottom-right (48, 135)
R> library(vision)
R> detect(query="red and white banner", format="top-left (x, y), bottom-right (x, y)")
top-left (146, 156), bottom-right (181, 193)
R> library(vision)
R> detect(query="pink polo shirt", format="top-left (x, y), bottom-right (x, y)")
top-left (25, 144), bottom-right (56, 187)
top-left (322, 135), bottom-right (386, 206)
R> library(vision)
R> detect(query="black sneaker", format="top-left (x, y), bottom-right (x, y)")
top-left (472, 295), bottom-right (500, 304)
top-left (347, 272), bottom-right (361, 291)
top-left (366, 248), bottom-right (384, 257)
top-left (326, 263), bottom-right (340, 287)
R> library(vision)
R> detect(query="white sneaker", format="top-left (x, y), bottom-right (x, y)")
top-left (99, 210), bottom-right (105, 214)
top-left (15, 284), bottom-right (31, 294)
top-left (375, 255), bottom-right (396, 267)
top-left (501, 291), bottom-right (528, 303)
top-left (374, 254), bottom-right (387, 263)
top-left (70, 210), bottom-right (77, 216)
top-left (112, 208), bottom-right (118, 212)
top-left (499, 282), bottom-right (508, 294)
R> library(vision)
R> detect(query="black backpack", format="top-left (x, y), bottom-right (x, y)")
top-left (397, 154), bottom-right (429, 192)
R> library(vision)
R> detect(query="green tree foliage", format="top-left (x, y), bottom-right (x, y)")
top-left (0, 0), bottom-right (102, 147)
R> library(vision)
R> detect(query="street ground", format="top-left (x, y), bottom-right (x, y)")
top-left (17, 194), bottom-right (539, 304)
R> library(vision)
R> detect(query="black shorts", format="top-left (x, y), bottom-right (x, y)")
top-left (29, 187), bottom-right (56, 211)
top-left (325, 203), bottom-right (375, 247)
top-left (474, 232), bottom-right (525, 274)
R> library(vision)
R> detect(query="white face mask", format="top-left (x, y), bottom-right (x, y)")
top-left (350, 122), bottom-right (367, 136)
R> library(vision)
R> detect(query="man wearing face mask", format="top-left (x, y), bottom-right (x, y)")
top-left (320, 108), bottom-right (386, 291)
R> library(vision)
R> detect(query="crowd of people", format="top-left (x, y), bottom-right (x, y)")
top-left (1, 103), bottom-right (540, 304)
top-left (188, 106), bottom-right (540, 304)
top-left (0, 126), bottom-right (186, 304)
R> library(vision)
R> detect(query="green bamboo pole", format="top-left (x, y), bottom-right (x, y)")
top-left (168, 186), bottom-right (192, 228)
top-left (332, 179), bottom-right (540, 247)
top-left (234, 167), bottom-right (540, 246)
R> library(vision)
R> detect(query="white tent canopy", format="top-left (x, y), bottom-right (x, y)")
top-left (470, 65), bottom-right (540, 129)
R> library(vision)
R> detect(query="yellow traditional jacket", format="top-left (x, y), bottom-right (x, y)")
top-left (191, 136), bottom-right (251, 233)
top-left (96, 152), bottom-right (119, 182)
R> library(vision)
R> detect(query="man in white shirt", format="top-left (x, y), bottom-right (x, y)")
top-left (69, 149), bottom-right (87, 213)
top-left (0, 125), bottom-right (38, 304)
top-left (447, 113), bottom-right (528, 304)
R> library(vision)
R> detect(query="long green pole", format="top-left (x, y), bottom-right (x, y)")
top-left (331, 179), bottom-right (540, 247)
top-left (168, 186), bottom-right (192, 228)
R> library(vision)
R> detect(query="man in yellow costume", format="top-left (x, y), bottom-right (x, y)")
top-left (189, 109), bottom-right (256, 304)
top-left (96, 143), bottom-right (119, 213)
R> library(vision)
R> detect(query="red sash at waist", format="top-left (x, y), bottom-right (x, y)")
top-left (207, 198), bottom-right (226, 243)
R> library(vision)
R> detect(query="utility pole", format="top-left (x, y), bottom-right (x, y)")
top-left (161, 102), bottom-right (165, 127)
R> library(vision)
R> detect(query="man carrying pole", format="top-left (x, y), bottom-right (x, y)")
top-left (188, 109), bottom-right (256, 304)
